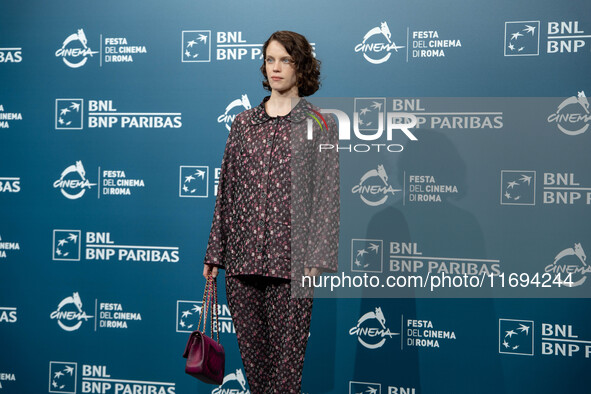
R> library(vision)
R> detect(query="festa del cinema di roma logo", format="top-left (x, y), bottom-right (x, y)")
top-left (544, 243), bottom-right (591, 287)
top-left (50, 292), bottom-right (93, 332)
top-left (547, 91), bottom-right (590, 136)
top-left (53, 161), bottom-right (96, 199)
top-left (355, 22), bottom-right (405, 64)
top-left (349, 307), bottom-right (399, 349)
top-left (211, 369), bottom-right (249, 394)
top-left (55, 29), bottom-right (98, 68)
top-left (217, 94), bottom-right (252, 131)
top-left (352, 164), bottom-right (400, 206)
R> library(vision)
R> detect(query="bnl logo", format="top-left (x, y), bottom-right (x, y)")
top-left (349, 381), bottom-right (381, 394)
top-left (500, 170), bottom-right (536, 205)
top-left (177, 300), bottom-right (235, 334)
top-left (179, 166), bottom-right (208, 198)
top-left (176, 300), bottom-right (203, 332)
top-left (182, 30), bottom-right (211, 62)
top-left (49, 362), bottom-right (77, 393)
top-left (499, 319), bottom-right (534, 356)
top-left (504, 21), bottom-right (540, 56)
top-left (56, 99), bottom-right (83, 130)
top-left (351, 239), bottom-right (383, 273)
top-left (53, 230), bottom-right (81, 261)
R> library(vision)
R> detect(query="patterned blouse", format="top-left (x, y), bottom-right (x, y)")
top-left (203, 97), bottom-right (340, 280)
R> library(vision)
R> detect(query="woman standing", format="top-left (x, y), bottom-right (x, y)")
top-left (203, 31), bottom-right (339, 393)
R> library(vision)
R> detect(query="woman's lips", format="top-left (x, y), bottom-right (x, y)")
top-left (271, 76), bottom-right (282, 81)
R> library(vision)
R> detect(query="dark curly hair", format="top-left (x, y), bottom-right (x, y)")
top-left (260, 31), bottom-right (321, 97)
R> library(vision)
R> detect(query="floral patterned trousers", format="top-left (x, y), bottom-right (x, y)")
top-left (226, 275), bottom-right (313, 393)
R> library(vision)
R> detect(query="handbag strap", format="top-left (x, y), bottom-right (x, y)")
top-left (196, 274), bottom-right (220, 344)
top-left (197, 274), bottom-right (212, 334)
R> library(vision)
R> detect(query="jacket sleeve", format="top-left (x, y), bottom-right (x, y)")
top-left (203, 119), bottom-right (238, 269)
top-left (305, 114), bottom-right (340, 272)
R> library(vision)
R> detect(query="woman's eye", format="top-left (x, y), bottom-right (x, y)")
top-left (266, 58), bottom-right (292, 64)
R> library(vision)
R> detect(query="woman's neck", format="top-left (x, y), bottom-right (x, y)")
top-left (265, 90), bottom-right (300, 117)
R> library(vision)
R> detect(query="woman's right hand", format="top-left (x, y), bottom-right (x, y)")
top-left (203, 264), bottom-right (219, 279)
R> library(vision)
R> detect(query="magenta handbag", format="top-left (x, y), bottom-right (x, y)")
top-left (183, 274), bottom-right (225, 385)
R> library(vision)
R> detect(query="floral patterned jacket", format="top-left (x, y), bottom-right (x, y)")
top-left (203, 97), bottom-right (339, 279)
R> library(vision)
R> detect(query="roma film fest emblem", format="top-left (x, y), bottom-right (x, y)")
top-left (355, 22), bottom-right (404, 64)
top-left (545, 243), bottom-right (591, 287)
top-left (53, 161), bottom-right (96, 199)
top-left (218, 94), bottom-right (252, 131)
top-left (547, 91), bottom-right (590, 136)
top-left (212, 369), bottom-right (248, 394)
top-left (349, 307), bottom-right (399, 349)
top-left (50, 292), bottom-right (94, 332)
top-left (55, 29), bottom-right (98, 68)
top-left (352, 165), bottom-right (400, 206)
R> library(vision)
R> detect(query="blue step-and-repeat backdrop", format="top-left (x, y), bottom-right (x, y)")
top-left (1, 0), bottom-right (590, 393)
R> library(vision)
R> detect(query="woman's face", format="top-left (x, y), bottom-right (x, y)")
top-left (265, 40), bottom-right (298, 96)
